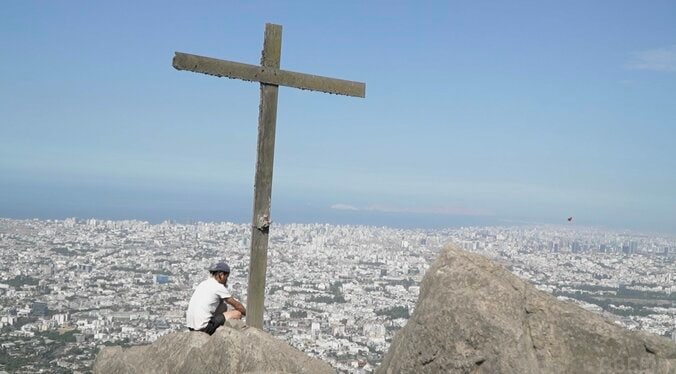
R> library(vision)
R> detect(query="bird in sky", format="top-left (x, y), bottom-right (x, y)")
top-left (567, 217), bottom-right (573, 222)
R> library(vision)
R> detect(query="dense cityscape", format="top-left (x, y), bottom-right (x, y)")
top-left (0, 217), bottom-right (674, 373)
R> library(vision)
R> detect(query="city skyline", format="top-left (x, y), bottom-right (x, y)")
top-left (1, 1), bottom-right (675, 234)
top-left (1, 217), bottom-right (674, 372)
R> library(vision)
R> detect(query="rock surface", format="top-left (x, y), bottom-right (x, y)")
top-left (93, 320), bottom-right (334, 374)
top-left (378, 244), bottom-right (676, 373)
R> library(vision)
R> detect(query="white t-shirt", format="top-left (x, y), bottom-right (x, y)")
top-left (186, 277), bottom-right (232, 330)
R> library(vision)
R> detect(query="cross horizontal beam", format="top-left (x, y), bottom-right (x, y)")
top-left (173, 52), bottom-right (365, 98)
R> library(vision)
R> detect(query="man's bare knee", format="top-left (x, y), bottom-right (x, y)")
top-left (223, 310), bottom-right (242, 320)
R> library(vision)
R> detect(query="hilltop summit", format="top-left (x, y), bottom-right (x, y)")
top-left (93, 320), bottom-right (333, 373)
top-left (93, 243), bottom-right (676, 373)
top-left (377, 244), bottom-right (676, 373)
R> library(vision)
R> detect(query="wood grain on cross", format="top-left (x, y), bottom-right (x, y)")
top-left (173, 23), bottom-right (365, 329)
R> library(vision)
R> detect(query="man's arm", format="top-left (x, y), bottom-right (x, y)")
top-left (225, 297), bottom-right (246, 316)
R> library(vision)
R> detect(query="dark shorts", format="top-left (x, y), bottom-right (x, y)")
top-left (189, 313), bottom-right (225, 335)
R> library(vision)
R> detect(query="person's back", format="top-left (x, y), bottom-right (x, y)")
top-left (186, 277), bottom-right (232, 330)
top-left (185, 261), bottom-right (246, 335)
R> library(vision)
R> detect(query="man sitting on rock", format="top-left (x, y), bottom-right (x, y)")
top-left (186, 261), bottom-right (246, 335)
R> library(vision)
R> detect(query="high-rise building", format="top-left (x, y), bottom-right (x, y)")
top-left (154, 274), bottom-right (170, 284)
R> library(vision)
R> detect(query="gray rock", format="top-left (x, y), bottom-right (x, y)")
top-left (378, 244), bottom-right (676, 373)
top-left (94, 323), bottom-right (334, 374)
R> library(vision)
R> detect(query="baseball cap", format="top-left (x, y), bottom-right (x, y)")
top-left (208, 261), bottom-right (230, 273)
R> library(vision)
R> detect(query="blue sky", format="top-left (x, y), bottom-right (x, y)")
top-left (1, 1), bottom-right (675, 233)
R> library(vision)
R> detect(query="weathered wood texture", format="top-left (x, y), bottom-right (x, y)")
top-left (173, 22), bottom-right (365, 331)
top-left (173, 52), bottom-right (365, 98)
top-left (246, 23), bottom-right (281, 330)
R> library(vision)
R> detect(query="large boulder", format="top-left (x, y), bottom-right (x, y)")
top-left (378, 244), bottom-right (676, 373)
top-left (94, 321), bottom-right (334, 373)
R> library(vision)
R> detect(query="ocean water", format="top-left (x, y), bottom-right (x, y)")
top-left (0, 176), bottom-right (501, 229)
top-left (2, 175), bottom-right (673, 234)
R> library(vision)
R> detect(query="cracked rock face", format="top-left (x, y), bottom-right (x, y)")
top-left (93, 321), bottom-right (334, 374)
top-left (377, 244), bottom-right (676, 374)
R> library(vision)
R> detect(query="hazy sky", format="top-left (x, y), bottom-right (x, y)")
top-left (1, 1), bottom-right (675, 233)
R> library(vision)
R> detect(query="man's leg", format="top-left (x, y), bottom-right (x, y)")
top-left (216, 299), bottom-right (242, 320)
top-left (223, 310), bottom-right (242, 320)
top-left (214, 299), bottom-right (228, 315)
top-left (202, 314), bottom-right (225, 335)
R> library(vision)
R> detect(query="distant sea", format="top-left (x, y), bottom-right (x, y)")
top-left (1, 176), bottom-right (673, 234)
top-left (0, 186), bottom-right (501, 230)
top-left (0, 198), bottom-right (503, 230)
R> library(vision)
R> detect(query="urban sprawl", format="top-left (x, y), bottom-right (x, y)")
top-left (0, 218), bottom-right (674, 373)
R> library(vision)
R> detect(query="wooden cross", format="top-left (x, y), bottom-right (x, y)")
top-left (173, 23), bottom-right (365, 329)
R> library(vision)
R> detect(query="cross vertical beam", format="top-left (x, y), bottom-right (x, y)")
top-left (172, 22), bottom-right (365, 331)
top-left (247, 24), bottom-right (281, 329)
